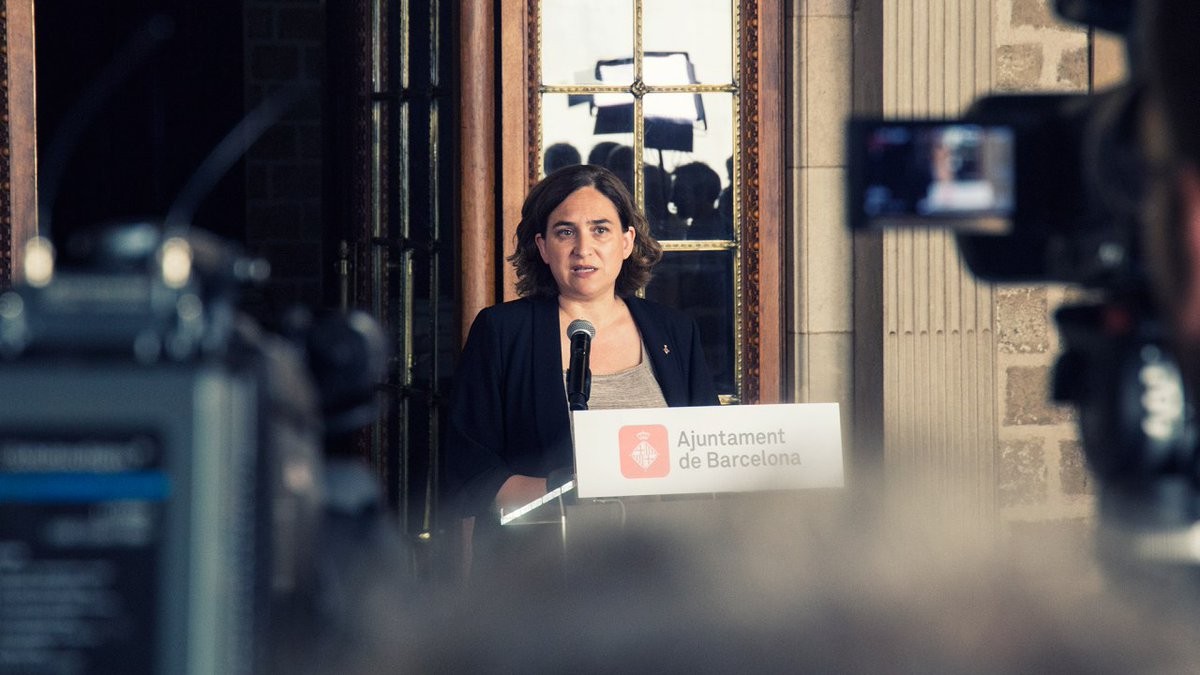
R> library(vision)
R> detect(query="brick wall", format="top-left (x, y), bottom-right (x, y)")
top-left (993, 0), bottom-right (1093, 524)
top-left (243, 0), bottom-right (325, 310)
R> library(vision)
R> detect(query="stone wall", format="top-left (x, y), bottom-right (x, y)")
top-left (793, 0), bottom-right (1129, 533)
top-left (992, 0), bottom-right (1093, 524)
top-left (788, 1), bottom-right (855, 431)
top-left (874, 0), bottom-right (1000, 527)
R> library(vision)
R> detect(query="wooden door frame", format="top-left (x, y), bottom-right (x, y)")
top-left (746, 0), bottom-right (784, 403)
top-left (459, 0), bottom-right (784, 404)
top-left (2, 0), bottom-right (37, 286)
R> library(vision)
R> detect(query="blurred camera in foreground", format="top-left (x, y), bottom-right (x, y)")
top-left (846, 0), bottom-right (1200, 572)
top-left (0, 223), bottom-right (397, 674)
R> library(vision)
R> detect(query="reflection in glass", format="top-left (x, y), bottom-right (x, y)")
top-left (645, 250), bottom-right (736, 395)
top-left (642, 158), bottom-right (733, 242)
top-left (543, 142), bottom-right (582, 175)
top-left (597, 52), bottom-right (699, 89)
top-left (588, 141), bottom-right (622, 167)
top-left (642, 52), bottom-right (698, 85)
top-left (540, 93), bottom-right (632, 180)
top-left (541, 0), bottom-right (634, 86)
top-left (671, 161), bottom-right (731, 240)
top-left (591, 90), bottom-right (637, 155)
top-left (638, 93), bottom-right (734, 240)
top-left (643, 90), bottom-right (705, 153)
top-left (640, 93), bottom-right (733, 172)
top-left (642, 0), bottom-right (733, 85)
top-left (643, 163), bottom-right (678, 240)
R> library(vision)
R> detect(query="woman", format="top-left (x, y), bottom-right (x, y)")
top-left (445, 164), bottom-right (718, 525)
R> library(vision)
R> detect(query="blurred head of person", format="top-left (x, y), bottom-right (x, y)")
top-left (671, 161), bottom-right (721, 224)
top-left (542, 142), bottom-right (582, 176)
top-left (587, 141), bottom-right (620, 166)
top-left (643, 164), bottom-right (671, 223)
top-left (604, 144), bottom-right (635, 192)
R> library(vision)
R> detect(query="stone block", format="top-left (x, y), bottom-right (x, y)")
top-left (1010, 0), bottom-right (1057, 29)
top-left (789, 167), bottom-right (806, 331)
top-left (1059, 439), bottom-right (1091, 495)
top-left (797, 0), bottom-right (852, 17)
top-left (998, 437), bottom-right (1047, 507)
top-left (996, 286), bottom-right (1049, 354)
top-left (1004, 366), bottom-right (1074, 425)
top-left (800, 168), bottom-right (852, 333)
top-left (1093, 33), bottom-right (1127, 88)
top-left (801, 16), bottom-right (852, 168)
top-left (1057, 46), bottom-right (1088, 89)
top-left (794, 331), bottom-right (852, 405)
top-left (788, 14), bottom-right (802, 169)
top-left (996, 44), bottom-right (1043, 92)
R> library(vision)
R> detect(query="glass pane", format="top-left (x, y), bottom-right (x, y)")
top-left (644, 250), bottom-right (736, 395)
top-left (642, 93), bottom-right (735, 240)
top-left (642, 0), bottom-right (733, 85)
top-left (640, 93), bottom-right (733, 168)
top-left (641, 160), bottom-right (677, 240)
top-left (541, 93), bottom-right (635, 182)
top-left (541, 0), bottom-right (634, 86)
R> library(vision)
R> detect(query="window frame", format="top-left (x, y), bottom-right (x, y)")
top-left (493, 0), bottom-right (784, 404)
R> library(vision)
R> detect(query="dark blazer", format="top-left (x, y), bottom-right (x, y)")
top-left (444, 294), bottom-right (719, 516)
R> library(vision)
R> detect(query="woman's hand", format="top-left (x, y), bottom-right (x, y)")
top-left (495, 474), bottom-right (549, 513)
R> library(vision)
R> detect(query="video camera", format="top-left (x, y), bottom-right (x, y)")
top-left (0, 223), bottom-right (382, 673)
top-left (847, 0), bottom-right (1200, 562)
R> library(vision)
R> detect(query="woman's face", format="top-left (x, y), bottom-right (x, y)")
top-left (535, 186), bottom-right (635, 302)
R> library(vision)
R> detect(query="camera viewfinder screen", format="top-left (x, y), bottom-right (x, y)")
top-left (852, 122), bottom-right (1015, 234)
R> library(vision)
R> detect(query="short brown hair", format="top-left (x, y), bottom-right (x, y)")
top-left (509, 164), bottom-right (663, 297)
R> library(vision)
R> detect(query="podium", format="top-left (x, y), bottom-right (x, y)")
top-left (493, 402), bottom-right (846, 578)
top-left (497, 481), bottom-right (848, 583)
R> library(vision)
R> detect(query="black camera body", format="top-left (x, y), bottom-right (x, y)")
top-left (847, 1), bottom-right (1200, 563)
top-left (0, 224), bottom-right (325, 673)
top-left (847, 86), bottom-right (1142, 287)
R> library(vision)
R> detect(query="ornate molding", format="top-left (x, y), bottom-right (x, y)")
top-left (525, 0), bottom-right (540, 188)
top-left (0, 5), bottom-right (11, 287)
top-left (740, 0), bottom-right (761, 403)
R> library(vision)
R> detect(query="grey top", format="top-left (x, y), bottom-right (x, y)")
top-left (569, 342), bottom-right (667, 410)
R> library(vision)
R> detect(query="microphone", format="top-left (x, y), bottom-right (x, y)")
top-left (566, 319), bottom-right (595, 411)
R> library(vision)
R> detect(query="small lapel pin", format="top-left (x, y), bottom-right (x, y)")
top-left (663, 344), bottom-right (670, 355)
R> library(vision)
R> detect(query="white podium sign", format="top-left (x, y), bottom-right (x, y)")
top-left (571, 403), bottom-right (843, 499)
